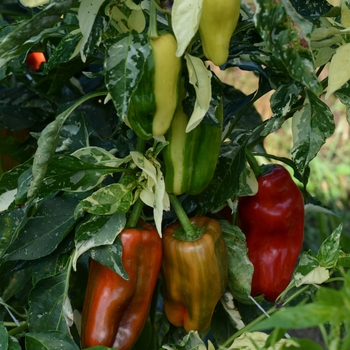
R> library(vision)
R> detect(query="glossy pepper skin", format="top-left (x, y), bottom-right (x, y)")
top-left (163, 85), bottom-right (223, 195)
top-left (127, 33), bottom-right (182, 139)
top-left (199, 0), bottom-right (241, 66)
top-left (237, 164), bottom-right (304, 302)
top-left (80, 222), bottom-right (162, 350)
top-left (161, 216), bottom-right (228, 332)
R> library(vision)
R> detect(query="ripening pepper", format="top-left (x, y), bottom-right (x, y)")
top-left (199, 0), bottom-right (241, 66)
top-left (161, 216), bottom-right (228, 332)
top-left (80, 221), bottom-right (162, 350)
top-left (163, 85), bottom-right (223, 195)
top-left (237, 164), bottom-right (304, 302)
top-left (127, 33), bottom-right (182, 139)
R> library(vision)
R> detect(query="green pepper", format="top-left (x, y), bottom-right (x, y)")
top-left (161, 216), bottom-right (228, 332)
top-left (163, 84), bottom-right (223, 195)
top-left (80, 221), bottom-right (162, 350)
top-left (127, 33), bottom-right (182, 140)
top-left (199, 0), bottom-right (241, 66)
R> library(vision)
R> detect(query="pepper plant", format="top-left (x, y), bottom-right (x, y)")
top-left (1, 0), bottom-right (350, 349)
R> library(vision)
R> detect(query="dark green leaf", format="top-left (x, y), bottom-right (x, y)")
top-left (2, 197), bottom-right (78, 262)
top-left (28, 255), bottom-right (73, 334)
top-left (88, 236), bottom-right (128, 279)
top-left (220, 221), bottom-right (253, 303)
top-left (8, 336), bottom-right (21, 350)
top-left (43, 30), bottom-right (83, 73)
top-left (0, 322), bottom-right (8, 350)
top-left (73, 212), bottom-right (126, 269)
top-left (25, 331), bottom-right (79, 350)
top-left (291, 91), bottom-right (335, 177)
top-left (255, 0), bottom-right (322, 95)
top-left (0, 205), bottom-right (29, 259)
top-left (196, 135), bottom-right (249, 214)
top-left (0, 0), bottom-right (76, 63)
top-left (290, 0), bottom-right (333, 20)
top-left (317, 224), bottom-right (342, 269)
top-left (105, 32), bottom-right (151, 121)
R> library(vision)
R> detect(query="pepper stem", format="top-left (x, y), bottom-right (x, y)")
top-left (148, 0), bottom-right (159, 39)
top-left (245, 148), bottom-right (262, 178)
top-left (169, 194), bottom-right (202, 241)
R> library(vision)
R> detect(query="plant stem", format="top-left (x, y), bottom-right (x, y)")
top-left (8, 322), bottom-right (28, 336)
top-left (126, 198), bottom-right (144, 228)
top-left (148, 0), bottom-right (159, 39)
top-left (169, 194), bottom-right (198, 240)
top-left (219, 285), bottom-right (311, 349)
top-left (245, 149), bottom-right (262, 177)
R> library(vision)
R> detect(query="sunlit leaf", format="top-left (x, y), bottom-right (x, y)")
top-left (172, 0), bottom-right (203, 57)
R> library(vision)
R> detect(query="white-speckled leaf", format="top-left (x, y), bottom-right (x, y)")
top-left (78, 0), bottom-right (105, 62)
top-left (130, 151), bottom-right (169, 236)
top-left (72, 213), bottom-right (126, 270)
top-left (172, 0), bottom-right (203, 57)
top-left (326, 43), bottom-right (350, 99)
top-left (185, 53), bottom-right (212, 132)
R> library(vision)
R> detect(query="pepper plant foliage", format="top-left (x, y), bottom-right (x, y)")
top-left (1, 0), bottom-right (350, 349)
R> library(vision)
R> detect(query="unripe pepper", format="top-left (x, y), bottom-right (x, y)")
top-left (161, 216), bottom-right (228, 332)
top-left (237, 164), bottom-right (304, 302)
top-left (163, 84), bottom-right (223, 195)
top-left (127, 33), bottom-right (182, 139)
top-left (199, 0), bottom-right (241, 66)
top-left (80, 221), bottom-right (162, 350)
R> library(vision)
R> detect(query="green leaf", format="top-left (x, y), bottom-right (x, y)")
top-left (74, 182), bottom-right (135, 216)
top-left (196, 136), bottom-right (248, 214)
top-left (250, 303), bottom-right (337, 331)
top-left (291, 91), bottom-right (335, 177)
top-left (72, 212), bottom-right (126, 270)
top-left (2, 197), bottom-right (79, 262)
top-left (25, 331), bottom-right (79, 350)
top-left (162, 330), bottom-right (207, 350)
top-left (255, 0), bottom-right (322, 95)
top-left (220, 221), bottom-right (253, 302)
top-left (32, 153), bottom-right (127, 198)
top-left (89, 237), bottom-right (128, 279)
top-left (0, 322), bottom-right (8, 350)
top-left (317, 224), bottom-right (342, 269)
top-left (294, 251), bottom-right (329, 287)
top-left (43, 29), bottom-right (83, 73)
top-left (105, 32), bottom-right (151, 122)
top-left (8, 336), bottom-right (21, 350)
top-left (0, 0), bottom-right (76, 65)
top-left (27, 91), bottom-right (107, 201)
top-left (0, 206), bottom-right (29, 259)
top-left (28, 255), bottom-right (73, 334)
top-left (72, 146), bottom-right (130, 167)
top-left (77, 0), bottom-right (105, 62)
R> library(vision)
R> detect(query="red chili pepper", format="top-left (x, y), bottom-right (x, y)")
top-left (25, 52), bottom-right (46, 71)
top-left (80, 221), bottom-right (162, 350)
top-left (237, 164), bottom-right (304, 302)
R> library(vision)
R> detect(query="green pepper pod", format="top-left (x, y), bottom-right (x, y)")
top-left (163, 85), bottom-right (223, 195)
top-left (127, 33), bottom-right (182, 140)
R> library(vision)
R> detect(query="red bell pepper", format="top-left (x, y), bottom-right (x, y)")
top-left (237, 164), bottom-right (304, 302)
top-left (80, 221), bottom-right (162, 350)
top-left (26, 52), bottom-right (46, 71)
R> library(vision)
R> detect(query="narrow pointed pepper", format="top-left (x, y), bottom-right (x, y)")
top-left (161, 216), bottom-right (228, 332)
top-left (80, 221), bottom-right (162, 350)
top-left (199, 0), bottom-right (241, 66)
top-left (163, 84), bottom-right (223, 195)
top-left (237, 164), bottom-right (304, 302)
top-left (127, 33), bottom-right (182, 139)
